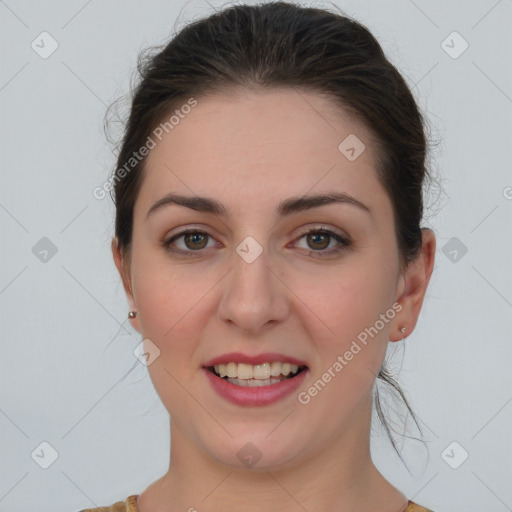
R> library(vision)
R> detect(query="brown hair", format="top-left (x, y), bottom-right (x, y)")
top-left (107, 0), bottom-right (437, 464)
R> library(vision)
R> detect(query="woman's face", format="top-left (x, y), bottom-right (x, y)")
top-left (114, 88), bottom-right (418, 470)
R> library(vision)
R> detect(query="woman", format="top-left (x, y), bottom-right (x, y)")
top-left (81, 1), bottom-right (437, 510)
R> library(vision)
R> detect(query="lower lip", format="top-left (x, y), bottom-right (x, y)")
top-left (203, 367), bottom-right (308, 406)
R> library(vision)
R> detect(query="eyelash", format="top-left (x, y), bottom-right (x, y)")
top-left (160, 226), bottom-right (352, 259)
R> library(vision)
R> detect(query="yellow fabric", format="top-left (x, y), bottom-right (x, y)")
top-left (404, 502), bottom-right (434, 512)
top-left (78, 494), bottom-right (435, 511)
top-left (78, 495), bottom-right (138, 512)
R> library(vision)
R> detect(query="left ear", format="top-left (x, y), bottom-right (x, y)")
top-left (390, 228), bottom-right (436, 341)
top-left (111, 236), bottom-right (141, 333)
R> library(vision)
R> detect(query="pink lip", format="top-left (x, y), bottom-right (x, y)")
top-left (203, 366), bottom-right (309, 406)
top-left (203, 352), bottom-right (308, 367)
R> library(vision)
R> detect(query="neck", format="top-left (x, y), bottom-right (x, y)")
top-left (137, 398), bottom-right (408, 512)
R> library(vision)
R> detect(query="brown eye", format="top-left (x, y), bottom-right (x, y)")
top-left (306, 232), bottom-right (330, 250)
top-left (183, 232), bottom-right (208, 250)
top-left (162, 230), bottom-right (215, 256)
top-left (294, 228), bottom-right (351, 258)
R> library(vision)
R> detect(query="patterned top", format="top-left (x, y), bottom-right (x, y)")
top-left (78, 494), bottom-right (435, 511)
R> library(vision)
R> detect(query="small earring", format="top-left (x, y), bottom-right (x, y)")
top-left (400, 327), bottom-right (406, 334)
top-left (128, 311), bottom-right (137, 319)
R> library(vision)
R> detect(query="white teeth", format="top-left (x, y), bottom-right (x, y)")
top-left (226, 362), bottom-right (237, 378)
top-left (237, 363), bottom-right (253, 380)
top-left (270, 361), bottom-right (281, 377)
top-left (281, 363), bottom-right (291, 376)
top-left (213, 362), bottom-right (300, 380)
top-left (253, 363), bottom-right (271, 379)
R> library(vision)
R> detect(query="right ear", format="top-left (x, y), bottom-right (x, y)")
top-left (111, 237), bottom-right (140, 332)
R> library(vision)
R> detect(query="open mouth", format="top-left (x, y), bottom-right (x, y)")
top-left (207, 363), bottom-right (308, 388)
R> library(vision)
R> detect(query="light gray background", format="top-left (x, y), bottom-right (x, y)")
top-left (1, 0), bottom-right (511, 511)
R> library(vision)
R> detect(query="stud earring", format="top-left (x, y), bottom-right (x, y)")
top-left (128, 311), bottom-right (137, 319)
top-left (400, 327), bottom-right (406, 334)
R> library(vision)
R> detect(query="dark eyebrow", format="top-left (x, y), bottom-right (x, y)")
top-left (146, 192), bottom-right (371, 219)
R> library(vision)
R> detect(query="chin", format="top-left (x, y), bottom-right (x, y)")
top-left (202, 429), bottom-right (307, 472)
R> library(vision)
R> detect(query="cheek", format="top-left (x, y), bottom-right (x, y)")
top-left (289, 259), bottom-right (395, 383)
top-left (136, 283), bottom-right (205, 372)
top-left (294, 270), bottom-right (393, 422)
top-left (301, 263), bottom-right (394, 336)
top-left (130, 266), bottom-right (190, 377)
top-left (132, 267), bottom-right (209, 415)
top-left (131, 242), bottom-right (207, 338)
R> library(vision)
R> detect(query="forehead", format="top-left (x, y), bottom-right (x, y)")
top-left (135, 87), bottom-right (388, 218)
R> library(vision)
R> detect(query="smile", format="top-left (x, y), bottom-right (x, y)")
top-left (209, 361), bottom-right (306, 387)
top-left (204, 362), bottom-right (308, 406)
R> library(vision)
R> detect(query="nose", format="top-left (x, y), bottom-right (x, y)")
top-left (217, 242), bottom-right (289, 334)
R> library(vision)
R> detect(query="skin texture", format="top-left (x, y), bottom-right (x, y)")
top-left (112, 87), bottom-right (436, 512)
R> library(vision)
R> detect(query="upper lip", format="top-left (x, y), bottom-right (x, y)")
top-left (203, 352), bottom-right (308, 367)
